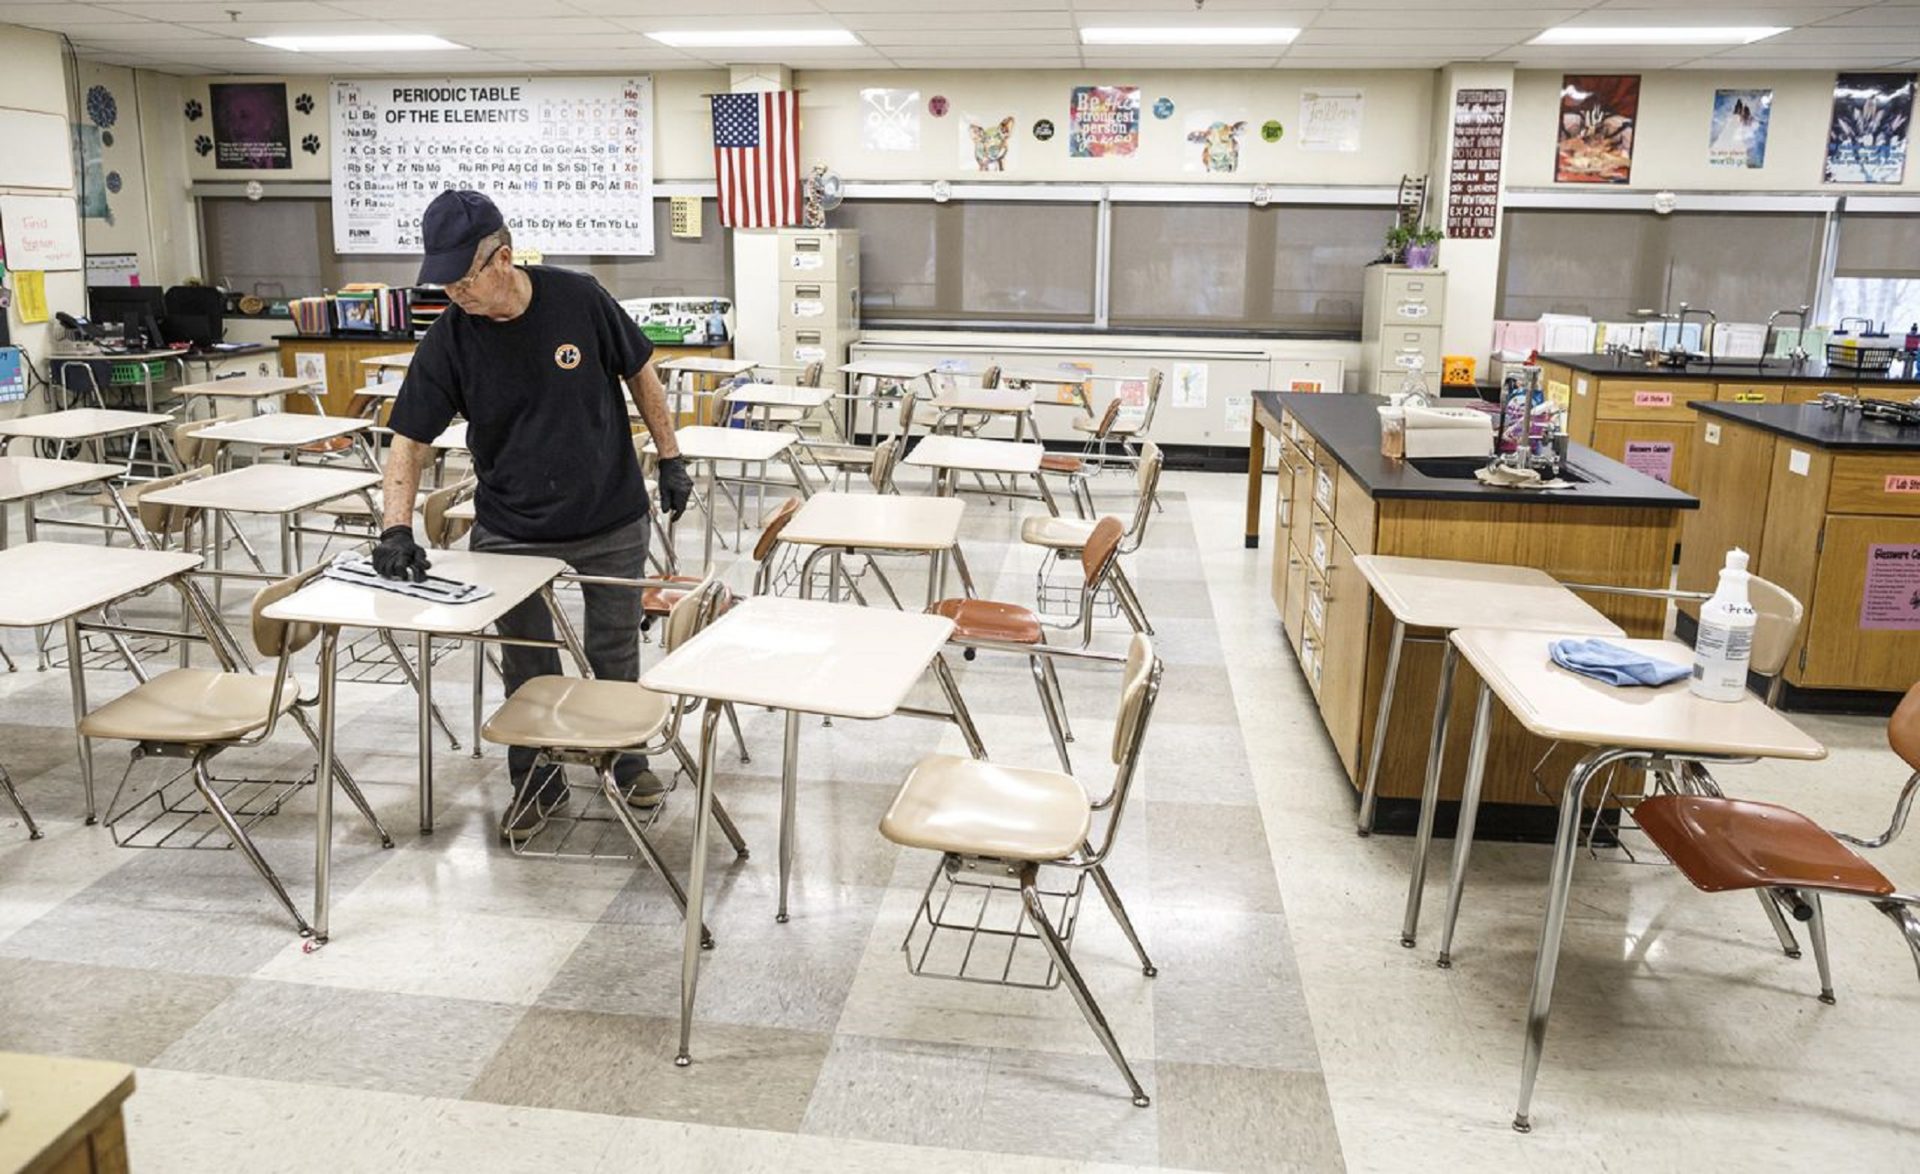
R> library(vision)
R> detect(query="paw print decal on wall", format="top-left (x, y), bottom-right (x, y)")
top-left (194, 134), bottom-right (213, 157)
top-left (106, 171), bottom-right (123, 194)
top-left (301, 133), bottom-right (321, 155)
top-left (184, 98), bottom-right (203, 121)
top-left (86, 84), bottom-right (118, 128)
top-left (101, 130), bottom-right (114, 148)
top-left (295, 92), bottom-right (315, 115)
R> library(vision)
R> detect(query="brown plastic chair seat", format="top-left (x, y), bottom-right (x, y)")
top-left (880, 753), bottom-right (1091, 860)
top-left (481, 676), bottom-right (671, 751)
top-left (1039, 454), bottom-right (1083, 474)
top-left (930, 597), bottom-right (1045, 645)
top-left (1020, 515), bottom-right (1098, 550)
top-left (78, 669), bottom-right (301, 743)
top-left (1637, 794), bottom-right (1896, 897)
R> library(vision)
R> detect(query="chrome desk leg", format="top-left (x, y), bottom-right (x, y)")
top-left (1400, 642), bottom-right (1459, 947)
top-left (1513, 746), bottom-right (1635, 1133)
top-left (65, 616), bottom-right (96, 823)
top-left (702, 459), bottom-right (718, 572)
top-left (418, 632), bottom-right (435, 834)
top-left (312, 626), bottom-right (340, 944)
top-left (933, 654), bottom-right (987, 760)
top-left (1436, 683), bottom-right (1496, 969)
top-left (1357, 618), bottom-right (1405, 837)
top-left (776, 709), bottom-right (800, 923)
top-left (471, 641), bottom-right (484, 759)
top-left (677, 699), bottom-right (725, 1067)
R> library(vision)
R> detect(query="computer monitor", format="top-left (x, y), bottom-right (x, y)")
top-left (162, 285), bottom-right (225, 347)
top-left (88, 286), bottom-right (168, 350)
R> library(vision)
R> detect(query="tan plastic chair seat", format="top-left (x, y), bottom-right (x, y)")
top-left (481, 676), bottom-right (672, 751)
top-left (78, 669), bottom-right (300, 743)
top-left (880, 753), bottom-right (1092, 860)
top-left (930, 598), bottom-right (1045, 644)
top-left (1020, 515), bottom-right (1098, 550)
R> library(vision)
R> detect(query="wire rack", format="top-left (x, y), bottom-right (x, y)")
top-left (766, 545), bottom-right (872, 601)
top-left (335, 629), bottom-right (462, 685)
top-left (103, 758), bottom-right (311, 850)
top-left (901, 857), bottom-right (1086, 991)
top-left (1033, 551), bottom-right (1119, 621)
top-left (42, 631), bottom-right (178, 671)
top-left (505, 764), bottom-right (678, 862)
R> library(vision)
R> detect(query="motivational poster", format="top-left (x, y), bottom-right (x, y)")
top-left (1069, 86), bottom-right (1140, 158)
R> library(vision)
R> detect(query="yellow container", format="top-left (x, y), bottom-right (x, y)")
top-left (1441, 354), bottom-right (1477, 387)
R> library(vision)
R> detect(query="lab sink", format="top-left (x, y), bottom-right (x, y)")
top-left (1407, 456), bottom-right (1589, 484)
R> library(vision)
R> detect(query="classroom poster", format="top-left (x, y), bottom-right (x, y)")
top-left (1183, 114), bottom-right (1249, 173)
top-left (960, 115), bottom-right (1016, 172)
top-left (1623, 439), bottom-right (1675, 484)
top-left (1298, 89), bottom-right (1363, 152)
top-left (1224, 395), bottom-right (1252, 432)
top-left (1172, 362), bottom-right (1209, 409)
top-left (1824, 72), bottom-right (1915, 185)
top-left (72, 125), bottom-right (108, 218)
top-left (293, 351), bottom-right (326, 385)
top-left (1708, 89), bottom-right (1771, 169)
top-left (1069, 86), bottom-right (1140, 158)
top-left (13, 271), bottom-right (47, 323)
top-left (1860, 544), bottom-right (1920, 630)
top-left (1446, 88), bottom-right (1507, 240)
top-left (1555, 75), bottom-right (1638, 184)
top-left (210, 82), bottom-right (292, 170)
top-left (861, 88), bottom-right (920, 152)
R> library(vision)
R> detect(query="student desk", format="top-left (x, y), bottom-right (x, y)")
top-left (191, 412), bottom-right (377, 472)
top-left (1348, 555), bottom-right (1625, 948)
top-left (1443, 627), bottom-right (1824, 1132)
top-left (906, 435), bottom-right (1056, 596)
top-left (838, 359), bottom-right (938, 444)
top-left (175, 374), bottom-right (326, 417)
top-left (262, 549), bottom-right (579, 941)
top-left (924, 385), bottom-right (1042, 442)
top-left (999, 368), bottom-right (1096, 414)
top-left (783, 491), bottom-right (970, 608)
top-left (0, 456), bottom-right (129, 548)
top-left (639, 595), bottom-right (982, 1066)
top-left (360, 351), bottom-right (414, 372)
top-left (141, 465), bottom-right (380, 574)
top-left (649, 426), bottom-right (813, 569)
top-left (0, 542), bottom-right (204, 827)
top-left (657, 357), bottom-right (760, 426)
top-left (0, 409), bottom-right (177, 479)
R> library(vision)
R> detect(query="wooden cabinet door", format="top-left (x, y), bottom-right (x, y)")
top-left (1801, 515), bottom-right (1920, 690)
top-left (1270, 451), bottom-right (1295, 614)
top-left (1781, 383), bottom-right (1854, 405)
top-left (1591, 419), bottom-right (1696, 492)
top-left (1287, 454), bottom-right (1314, 561)
top-left (1318, 530), bottom-right (1372, 780)
top-left (1283, 546), bottom-right (1308, 660)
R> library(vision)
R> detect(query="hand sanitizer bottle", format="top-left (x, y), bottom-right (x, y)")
top-left (1691, 548), bottom-right (1757, 702)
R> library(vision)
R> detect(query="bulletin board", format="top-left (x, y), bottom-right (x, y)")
top-left (330, 76), bottom-right (654, 258)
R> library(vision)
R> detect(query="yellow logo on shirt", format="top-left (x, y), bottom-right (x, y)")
top-left (554, 343), bottom-right (582, 370)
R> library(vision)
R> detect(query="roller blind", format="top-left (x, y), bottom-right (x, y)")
top-left (1835, 213), bottom-right (1920, 279)
top-left (836, 198), bottom-right (1099, 324)
top-left (1498, 209), bottom-right (1824, 324)
top-left (201, 198), bottom-right (730, 300)
top-left (1109, 203), bottom-right (1383, 332)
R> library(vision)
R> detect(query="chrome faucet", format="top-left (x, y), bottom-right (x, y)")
top-left (1765, 304), bottom-right (1813, 368)
top-left (1675, 302), bottom-right (1718, 363)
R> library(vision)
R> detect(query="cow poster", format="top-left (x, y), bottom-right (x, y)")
top-left (1069, 86), bottom-right (1140, 158)
top-left (1825, 72), bottom-right (1914, 185)
top-left (1184, 113), bottom-right (1249, 173)
top-left (1555, 74), bottom-right (1638, 184)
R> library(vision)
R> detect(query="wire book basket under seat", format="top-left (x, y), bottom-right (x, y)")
top-left (902, 855), bottom-right (1088, 990)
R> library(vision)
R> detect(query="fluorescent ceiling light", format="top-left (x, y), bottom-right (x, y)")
top-left (1529, 26), bottom-right (1788, 46)
top-left (248, 34), bottom-right (465, 52)
top-left (1081, 27), bottom-right (1300, 46)
top-left (645, 29), bottom-right (860, 48)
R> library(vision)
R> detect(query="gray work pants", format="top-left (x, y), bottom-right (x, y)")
top-left (469, 512), bottom-right (651, 790)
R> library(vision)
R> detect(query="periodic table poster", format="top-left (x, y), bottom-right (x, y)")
top-left (330, 76), bottom-right (654, 258)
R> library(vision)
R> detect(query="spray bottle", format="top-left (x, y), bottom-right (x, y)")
top-left (1691, 548), bottom-right (1757, 702)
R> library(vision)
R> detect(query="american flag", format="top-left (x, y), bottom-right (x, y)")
top-left (710, 91), bottom-right (800, 229)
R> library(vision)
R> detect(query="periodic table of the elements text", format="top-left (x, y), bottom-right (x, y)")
top-left (330, 76), bottom-right (655, 257)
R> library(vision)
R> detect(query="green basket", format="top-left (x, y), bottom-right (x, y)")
top-left (642, 323), bottom-right (692, 343)
top-left (110, 359), bottom-right (169, 385)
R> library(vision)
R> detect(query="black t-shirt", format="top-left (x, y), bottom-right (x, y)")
top-left (389, 265), bottom-right (653, 542)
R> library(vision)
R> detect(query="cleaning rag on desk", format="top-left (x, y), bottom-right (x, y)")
top-left (1548, 638), bottom-right (1689, 688)
top-left (322, 553), bottom-right (494, 604)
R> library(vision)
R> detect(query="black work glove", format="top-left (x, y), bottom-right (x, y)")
top-left (656, 455), bottom-right (694, 522)
top-left (372, 525), bottom-right (431, 583)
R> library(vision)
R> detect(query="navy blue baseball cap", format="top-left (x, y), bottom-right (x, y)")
top-left (417, 190), bottom-right (505, 285)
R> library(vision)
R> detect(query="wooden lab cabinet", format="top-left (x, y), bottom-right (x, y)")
top-left (1681, 405), bottom-right (1920, 699)
top-left (278, 336), bottom-right (417, 416)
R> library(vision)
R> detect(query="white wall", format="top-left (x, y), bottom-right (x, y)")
top-left (1508, 69), bottom-right (1920, 193)
top-left (0, 24), bottom-right (83, 420)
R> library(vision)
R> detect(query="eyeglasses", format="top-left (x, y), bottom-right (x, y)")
top-left (446, 245), bottom-right (505, 296)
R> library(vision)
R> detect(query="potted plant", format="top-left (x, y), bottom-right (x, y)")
top-left (1384, 223), bottom-right (1412, 264)
top-left (1405, 226), bottom-right (1443, 269)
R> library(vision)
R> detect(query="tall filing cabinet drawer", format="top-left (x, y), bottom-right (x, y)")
top-left (1379, 271), bottom-right (1446, 320)
top-left (778, 230), bottom-right (859, 284)
top-left (780, 280), bottom-right (860, 327)
top-left (1379, 325), bottom-right (1443, 371)
top-left (775, 327), bottom-right (856, 367)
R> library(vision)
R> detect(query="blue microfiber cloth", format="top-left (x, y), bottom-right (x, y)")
top-left (1548, 638), bottom-right (1690, 688)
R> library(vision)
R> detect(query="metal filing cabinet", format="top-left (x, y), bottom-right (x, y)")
top-left (1361, 266), bottom-right (1446, 393)
top-left (777, 228), bottom-right (859, 391)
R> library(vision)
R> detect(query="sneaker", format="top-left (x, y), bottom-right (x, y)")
top-left (618, 768), bottom-right (668, 810)
top-left (501, 768), bottom-right (570, 843)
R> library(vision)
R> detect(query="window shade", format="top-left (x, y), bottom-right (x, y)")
top-left (837, 198), bottom-right (1098, 324)
top-left (1835, 213), bottom-right (1920, 279)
